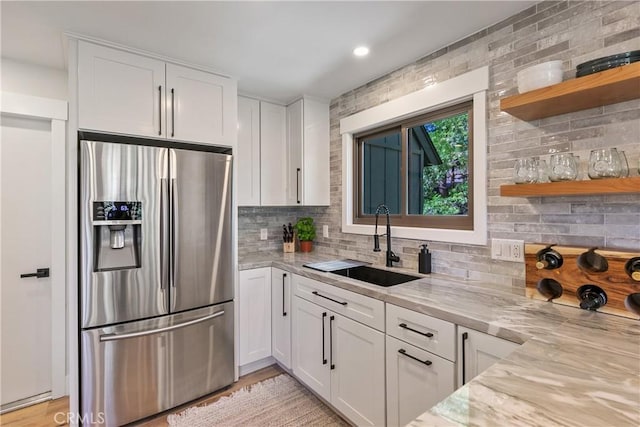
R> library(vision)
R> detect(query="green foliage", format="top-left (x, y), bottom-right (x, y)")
top-left (422, 112), bottom-right (469, 215)
top-left (295, 217), bottom-right (316, 241)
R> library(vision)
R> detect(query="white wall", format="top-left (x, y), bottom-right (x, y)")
top-left (1, 58), bottom-right (67, 100)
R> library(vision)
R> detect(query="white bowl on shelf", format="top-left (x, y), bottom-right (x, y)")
top-left (517, 60), bottom-right (563, 93)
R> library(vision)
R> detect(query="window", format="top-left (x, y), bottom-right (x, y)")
top-left (354, 102), bottom-right (473, 230)
top-left (340, 66), bottom-right (488, 245)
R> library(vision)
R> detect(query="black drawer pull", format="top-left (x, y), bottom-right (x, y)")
top-left (399, 323), bottom-right (433, 338)
top-left (461, 331), bottom-right (469, 384)
top-left (312, 291), bottom-right (347, 306)
top-left (398, 349), bottom-right (432, 366)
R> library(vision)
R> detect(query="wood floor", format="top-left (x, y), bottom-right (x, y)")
top-left (0, 365), bottom-right (284, 427)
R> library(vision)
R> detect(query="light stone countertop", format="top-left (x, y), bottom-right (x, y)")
top-left (239, 251), bottom-right (640, 426)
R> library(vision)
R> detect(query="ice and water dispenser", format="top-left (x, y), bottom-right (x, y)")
top-left (92, 201), bottom-right (142, 271)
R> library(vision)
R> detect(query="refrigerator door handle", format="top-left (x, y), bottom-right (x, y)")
top-left (170, 178), bottom-right (177, 289)
top-left (99, 310), bottom-right (225, 342)
top-left (160, 177), bottom-right (169, 290)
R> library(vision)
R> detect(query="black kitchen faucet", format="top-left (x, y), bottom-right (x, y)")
top-left (373, 204), bottom-right (400, 267)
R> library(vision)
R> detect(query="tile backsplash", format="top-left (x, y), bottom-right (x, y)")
top-left (238, 1), bottom-right (640, 291)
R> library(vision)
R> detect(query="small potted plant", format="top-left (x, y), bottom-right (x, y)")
top-left (295, 217), bottom-right (316, 253)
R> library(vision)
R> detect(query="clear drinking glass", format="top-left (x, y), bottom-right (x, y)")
top-left (535, 159), bottom-right (549, 183)
top-left (588, 148), bottom-right (621, 179)
top-left (513, 158), bottom-right (538, 184)
top-left (549, 153), bottom-right (578, 181)
top-left (619, 151), bottom-right (629, 177)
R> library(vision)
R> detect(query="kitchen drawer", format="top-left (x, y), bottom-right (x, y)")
top-left (386, 304), bottom-right (455, 362)
top-left (293, 274), bottom-right (384, 332)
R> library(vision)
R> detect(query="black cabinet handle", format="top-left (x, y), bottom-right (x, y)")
top-left (282, 273), bottom-right (287, 317)
top-left (461, 332), bottom-right (469, 385)
top-left (330, 315), bottom-right (335, 370)
top-left (158, 85), bottom-right (162, 135)
top-left (312, 291), bottom-right (347, 306)
top-left (399, 323), bottom-right (433, 338)
top-left (171, 88), bottom-right (175, 137)
top-left (20, 268), bottom-right (49, 279)
top-left (296, 168), bottom-right (301, 204)
top-left (322, 312), bottom-right (327, 365)
top-left (398, 348), bottom-right (432, 366)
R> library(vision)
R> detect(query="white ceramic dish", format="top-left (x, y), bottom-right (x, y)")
top-left (517, 60), bottom-right (563, 93)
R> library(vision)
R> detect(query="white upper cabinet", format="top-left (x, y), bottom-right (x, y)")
top-left (237, 95), bottom-right (329, 207)
top-left (260, 101), bottom-right (288, 206)
top-left (237, 97), bottom-right (261, 206)
top-left (165, 63), bottom-right (237, 146)
top-left (286, 97), bottom-right (330, 206)
top-left (78, 42), bottom-right (165, 138)
top-left (78, 40), bottom-right (237, 146)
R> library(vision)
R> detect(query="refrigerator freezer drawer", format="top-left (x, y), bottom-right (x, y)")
top-left (81, 303), bottom-right (234, 426)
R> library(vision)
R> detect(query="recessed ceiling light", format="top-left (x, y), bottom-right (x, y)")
top-left (353, 46), bottom-right (369, 57)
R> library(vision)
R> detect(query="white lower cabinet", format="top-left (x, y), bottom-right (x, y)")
top-left (457, 326), bottom-right (519, 388)
top-left (292, 275), bottom-right (385, 427)
top-left (238, 268), bottom-right (271, 366)
top-left (271, 268), bottom-right (291, 369)
top-left (386, 336), bottom-right (454, 427)
top-left (385, 304), bottom-right (456, 426)
top-left (330, 312), bottom-right (385, 426)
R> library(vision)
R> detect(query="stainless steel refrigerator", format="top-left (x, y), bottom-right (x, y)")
top-left (79, 133), bottom-right (234, 426)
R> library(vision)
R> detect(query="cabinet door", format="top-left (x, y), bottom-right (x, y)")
top-left (292, 296), bottom-right (330, 401)
top-left (331, 313), bottom-right (385, 427)
top-left (285, 99), bottom-right (304, 205)
top-left (386, 336), bottom-right (454, 427)
top-left (166, 63), bottom-right (237, 146)
top-left (260, 102), bottom-right (287, 205)
top-left (238, 268), bottom-right (271, 366)
top-left (302, 98), bottom-right (330, 206)
top-left (78, 41), bottom-right (165, 137)
top-left (271, 268), bottom-right (291, 369)
top-left (237, 97), bottom-right (261, 206)
top-left (457, 327), bottom-right (519, 387)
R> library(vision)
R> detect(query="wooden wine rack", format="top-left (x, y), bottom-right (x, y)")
top-left (525, 244), bottom-right (640, 320)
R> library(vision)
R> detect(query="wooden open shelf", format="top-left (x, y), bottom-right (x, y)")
top-left (501, 62), bottom-right (640, 121)
top-left (500, 176), bottom-right (640, 197)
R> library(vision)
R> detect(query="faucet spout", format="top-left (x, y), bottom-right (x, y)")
top-left (374, 204), bottom-right (400, 267)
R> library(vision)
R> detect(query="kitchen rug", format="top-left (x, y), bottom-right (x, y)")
top-left (167, 374), bottom-right (349, 427)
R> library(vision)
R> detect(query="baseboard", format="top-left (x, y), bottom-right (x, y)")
top-left (238, 357), bottom-right (276, 377)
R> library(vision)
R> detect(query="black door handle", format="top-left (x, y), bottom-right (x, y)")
top-left (158, 85), bottom-right (162, 135)
top-left (282, 273), bottom-right (287, 317)
top-left (330, 315), bottom-right (335, 370)
top-left (20, 268), bottom-right (49, 279)
top-left (461, 331), bottom-right (469, 385)
top-left (322, 312), bottom-right (327, 365)
top-left (296, 168), bottom-right (301, 204)
top-left (171, 88), bottom-right (175, 137)
top-left (399, 323), bottom-right (433, 338)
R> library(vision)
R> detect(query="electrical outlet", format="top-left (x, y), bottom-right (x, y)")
top-left (323, 225), bottom-right (329, 238)
top-left (260, 228), bottom-right (268, 240)
top-left (491, 239), bottom-right (524, 262)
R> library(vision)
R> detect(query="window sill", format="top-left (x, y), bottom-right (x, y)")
top-left (342, 222), bottom-right (486, 245)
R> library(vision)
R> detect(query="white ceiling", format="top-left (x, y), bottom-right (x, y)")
top-left (1, 1), bottom-right (536, 104)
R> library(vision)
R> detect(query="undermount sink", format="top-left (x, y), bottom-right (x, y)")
top-left (330, 265), bottom-right (420, 287)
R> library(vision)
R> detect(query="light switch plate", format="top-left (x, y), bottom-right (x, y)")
top-left (491, 239), bottom-right (525, 262)
top-left (323, 225), bottom-right (329, 238)
top-left (260, 229), bottom-right (268, 240)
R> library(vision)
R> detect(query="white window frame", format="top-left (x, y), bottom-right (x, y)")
top-left (340, 67), bottom-right (488, 245)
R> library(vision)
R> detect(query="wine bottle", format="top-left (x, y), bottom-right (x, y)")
top-left (625, 257), bottom-right (640, 281)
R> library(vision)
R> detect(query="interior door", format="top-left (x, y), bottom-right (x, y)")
top-left (0, 115), bottom-right (52, 408)
top-left (170, 148), bottom-right (233, 312)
